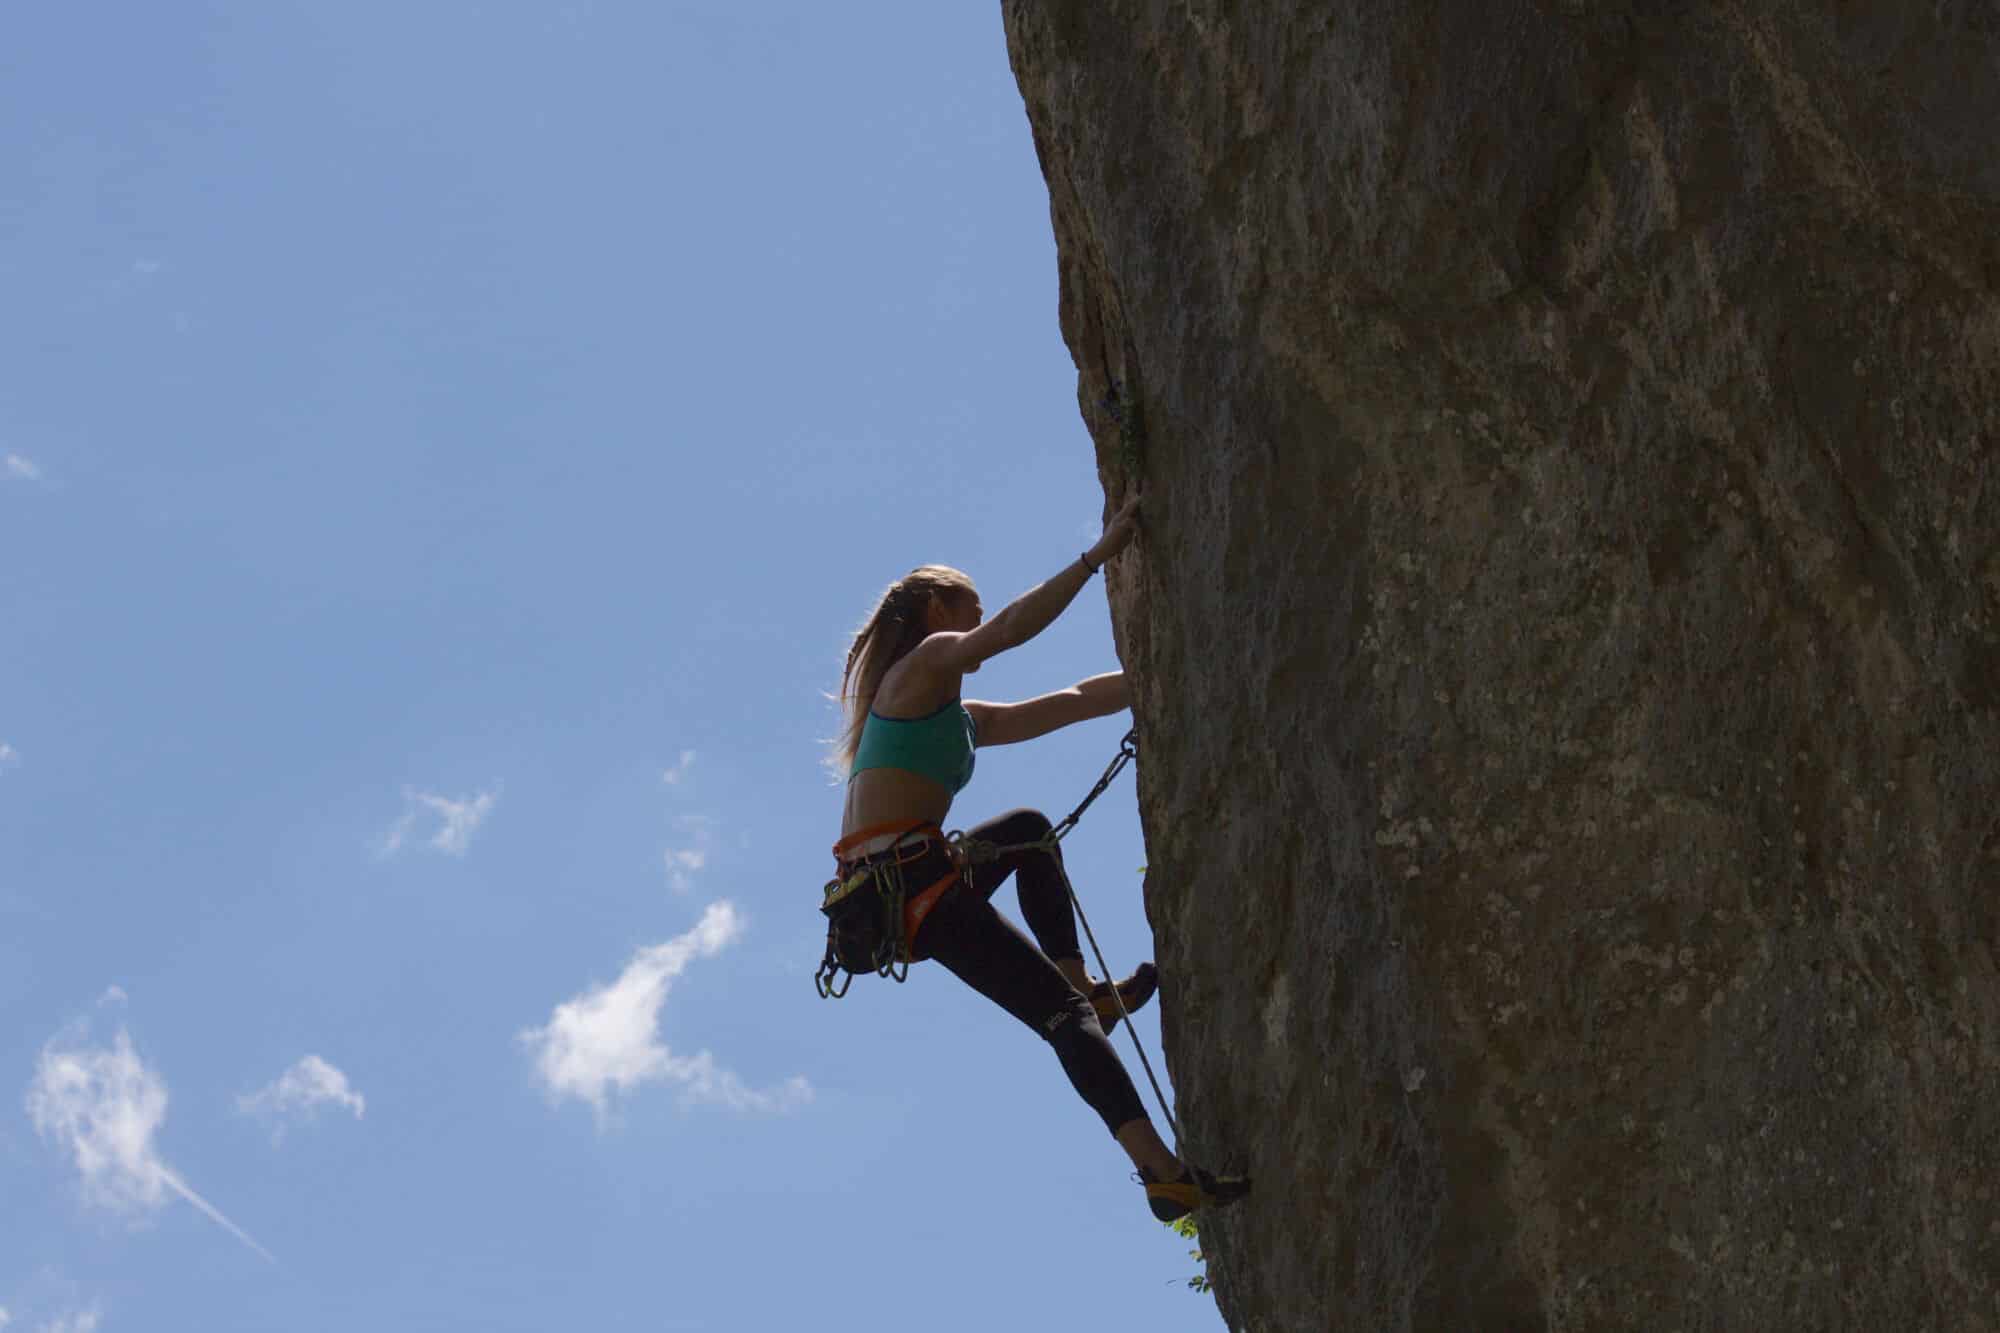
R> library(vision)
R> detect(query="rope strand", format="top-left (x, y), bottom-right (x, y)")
top-left (947, 728), bottom-right (1179, 1140)
top-left (823, 728), bottom-right (1177, 1138)
top-left (1064, 852), bottom-right (1181, 1143)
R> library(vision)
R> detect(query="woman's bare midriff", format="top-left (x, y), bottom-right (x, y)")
top-left (840, 766), bottom-right (954, 854)
top-left (838, 652), bottom-right (963, 855)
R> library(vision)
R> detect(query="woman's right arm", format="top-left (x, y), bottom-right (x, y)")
top-left (929, 494), bottom-right (1141, 673)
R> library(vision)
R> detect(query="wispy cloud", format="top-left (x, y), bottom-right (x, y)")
top-left (237, 1055), bottom-right (365, 1143)
top-left (650, 1050), bottom-right (813, 1115)
top-left (3, 454), bottom-right (42, 482)
top-left (661, 750), bottom-right (696, 786)
top-left (664, 815), bottom-right (715, 893)
top-left (0, 743), bottom-right (18, 771)
top-left (26, 1024), bottom-right (275, 1263)
top-left (39, 1310), bottom-right (100, 1333)
top-left (664, 848), bottom-right (706, 891)
top-left (520, 901), bottom-right (812, 1122)
top-left (379, 786), bottom-right (498, 858)
top-left (0, 1271), bottom-right (102, 1333)
top-left (97, 986), bottom-right (127, 1009)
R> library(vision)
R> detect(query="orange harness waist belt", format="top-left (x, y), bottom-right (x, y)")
top-left (830, 822), bottom-right (960, 960)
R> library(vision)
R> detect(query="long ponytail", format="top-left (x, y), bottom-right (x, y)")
top-left (827, 565), bottom-right (976, 777)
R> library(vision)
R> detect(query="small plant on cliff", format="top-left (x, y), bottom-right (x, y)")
top-left (1170, 1214), bottom-right (1212, 1294)
top-left (1135, 867), bottom-right (1211, 1298)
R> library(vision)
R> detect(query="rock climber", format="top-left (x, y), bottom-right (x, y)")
top-left (826, 491), bottom-right (1249, 1221)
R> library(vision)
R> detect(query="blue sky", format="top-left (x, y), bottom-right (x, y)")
top-left (2, 4), bottom-right (1212, 1329)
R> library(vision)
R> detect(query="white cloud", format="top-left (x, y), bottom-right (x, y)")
top-left (661, 750), bottom-right (696, 786)
top-left (520, 901), bottom-right (812, 1121)
top-left (0, 743), bottom-right (17, 770)
top-left (26, 1024), bottom-right (274, 1263)
top-left (379, 786), bottom-right (497, 858)
top-left (97, 986), bottom-right (127, 1009)
top-left (4, 454), bottom-right (41, 482)
top-left (237, 1055), bottom-right (365, 1142)
top-left (0, 1305), bottom-right (10, 1327)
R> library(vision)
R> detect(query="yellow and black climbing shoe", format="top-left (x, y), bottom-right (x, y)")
top-left (1139, 1162), bottom-right (1252, 1223)
top-left (1089, 961), bottom-right (1159, 1036)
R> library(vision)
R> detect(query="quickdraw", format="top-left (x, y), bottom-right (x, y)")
top-left (951, 726), bottom-right (1137, 866)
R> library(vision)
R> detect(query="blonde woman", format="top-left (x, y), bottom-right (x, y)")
top-left (826, 494), bottom-right (1249, 1222)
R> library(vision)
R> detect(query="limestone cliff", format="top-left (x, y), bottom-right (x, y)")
top-left (1003, 4), bottom-right (2000, 1329)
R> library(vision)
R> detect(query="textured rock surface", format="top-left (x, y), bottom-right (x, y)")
top-left (1003, 4), bottom-right (2000, 1329)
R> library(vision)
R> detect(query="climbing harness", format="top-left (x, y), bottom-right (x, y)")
top-left (814, 728), bottom-right (1180, 1140)
top-left (814, 821), bottom-right (958, 997)
top-left (815, 729), bottom-right (1136, 998)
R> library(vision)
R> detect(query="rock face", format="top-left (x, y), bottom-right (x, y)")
top-left (1002, 4), bottom-right (2000, 1329)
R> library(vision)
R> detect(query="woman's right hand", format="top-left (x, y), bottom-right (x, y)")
top-left (1088, 493), bottom-right (1142, 567)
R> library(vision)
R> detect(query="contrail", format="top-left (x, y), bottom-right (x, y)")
top-left (162, 1166), bottom-right (277, 1264)
top-left (28, 1022), bottom-right (280, 1265)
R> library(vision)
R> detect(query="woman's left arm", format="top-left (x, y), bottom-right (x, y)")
top-left (966, 672), bottom-right (1127, 747)
top-left (1072, 671), bottom-right (1128, 716)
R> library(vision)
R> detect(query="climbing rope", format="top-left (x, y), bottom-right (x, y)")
top-left (816, 727), bottom-right (1179, 1139)
top-left (948, 728), bottom-right (1181, 1142)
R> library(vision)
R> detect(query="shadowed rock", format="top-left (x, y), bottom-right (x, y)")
top-left (1004, 3), bottom-right (2000, 1329)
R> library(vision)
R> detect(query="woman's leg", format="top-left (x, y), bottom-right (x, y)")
top-left (961, 809), bottom-right (1082, 968)
top-left (920, 881), bottom-right (1177, 1177)
top-left (960, 809), bottom-right (1160, 1016)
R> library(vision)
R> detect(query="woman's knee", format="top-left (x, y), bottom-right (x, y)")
top-left (1036, 988), bottom-right (1099, 1046)
top-left (993, 808), bottom-right (1053, 841)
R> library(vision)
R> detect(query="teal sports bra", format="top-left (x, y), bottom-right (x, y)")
top-left (849, 700), bottom-right (978, 795)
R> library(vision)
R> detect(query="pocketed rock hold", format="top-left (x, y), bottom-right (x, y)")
top-left (1002, 3), bottom-right (2000, 1330)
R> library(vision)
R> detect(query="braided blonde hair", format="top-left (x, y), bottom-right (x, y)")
top-left (828, 565), bottom-right (978, 776)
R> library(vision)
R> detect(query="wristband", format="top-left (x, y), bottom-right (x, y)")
top-left (1080, 551), bottom-right (1099, 576)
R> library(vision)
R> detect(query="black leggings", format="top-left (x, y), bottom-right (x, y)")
top-left (915, 809), bottom-right (1147, 1135)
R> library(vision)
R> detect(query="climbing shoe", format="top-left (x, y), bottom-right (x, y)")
top-left (1089, 961), bottom-right (1159, 1036)
top-left (1139, 1162), bottom-right (1252, 1223)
